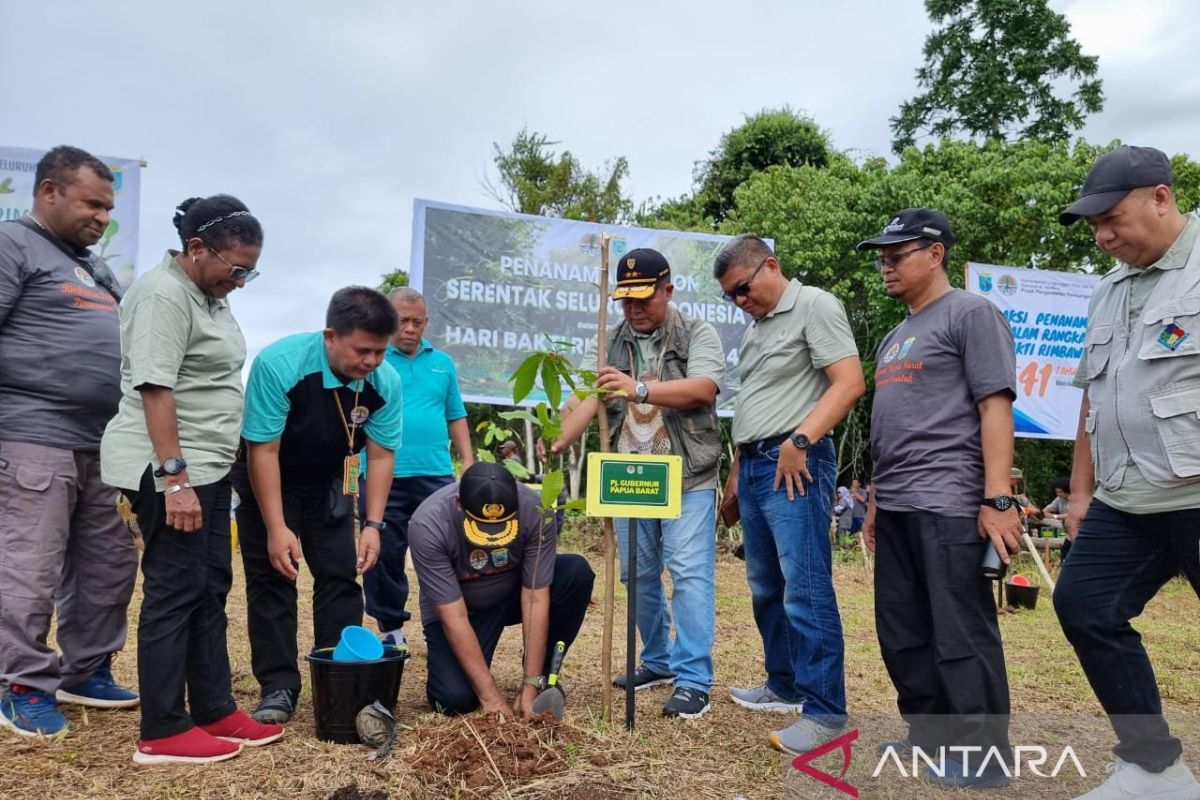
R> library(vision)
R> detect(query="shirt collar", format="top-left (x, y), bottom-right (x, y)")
top-left (320, 333), bottom-right (365, 391)
top-left (387, 339), bottom-right (433, 359)
top-left (760, 278), bottom-right (802, 321)
top-left (163, 250), bottom-right (221, 309)
top-left (1111, 213), bottom-right (1200, 283)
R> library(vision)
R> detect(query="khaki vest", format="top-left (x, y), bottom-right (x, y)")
top-left (1084, 227), bottom-right (1200, 490)
top-left (604, 307), bottom-right (720, 491)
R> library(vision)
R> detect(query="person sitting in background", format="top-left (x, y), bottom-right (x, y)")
top-left (1041, 478), bottom-right (1070, 530)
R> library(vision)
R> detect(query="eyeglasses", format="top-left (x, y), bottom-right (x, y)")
top-left (206, 243), bottom-right (260, 284)
top-left (721, 256), bottom-right (770, 302)
top-left (874, 242), bottom-right (934, 271)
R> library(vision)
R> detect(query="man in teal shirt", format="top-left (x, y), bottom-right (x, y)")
top-left (362, 288), bottom-right (473, 646)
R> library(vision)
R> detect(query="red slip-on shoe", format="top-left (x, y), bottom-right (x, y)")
top-left (133, 726), bottom-right (241, 764)
top-left (198, 709), bottom-right (284, 746)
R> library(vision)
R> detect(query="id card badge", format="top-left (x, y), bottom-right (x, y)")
top-left (342, 455), bottom-right (361, 496)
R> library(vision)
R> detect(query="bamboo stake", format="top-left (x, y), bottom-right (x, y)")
top-left (596, 233), bottom-right (616, 722)
top-left (1021, 532), bottom-right (1056, 590)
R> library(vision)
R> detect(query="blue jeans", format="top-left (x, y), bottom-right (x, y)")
top-left (1054, 498), bottom-right (1200, 772)
top-left (615, 489), bottom-right (716, 692)
top-left (738, 436), bottom-right (846, 723)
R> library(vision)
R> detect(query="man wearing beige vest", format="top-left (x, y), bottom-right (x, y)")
top-left (1055, 145), bottom-right (1200, 800)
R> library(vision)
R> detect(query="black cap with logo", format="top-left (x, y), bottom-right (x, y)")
top-left (1059, 145), bottom-right (1174, 226)
top-left (855, 208), bottom-right (956, 251)
top-left (459, 461), bottom-right (520, 546)
top-left (612, 248), bottom-right (671, 300)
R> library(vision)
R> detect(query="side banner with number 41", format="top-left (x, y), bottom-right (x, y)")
top-left (967, 262), bottom-right (1100, 441)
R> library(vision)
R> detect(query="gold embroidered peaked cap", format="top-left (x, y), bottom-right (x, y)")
top-left (611, 248), bottom-right (671, 300)
top-left (459, 462), bottom-right (520, 547)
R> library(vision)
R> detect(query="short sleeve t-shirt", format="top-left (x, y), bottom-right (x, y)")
top-left (0, 220), bottom-right (122, 451)
top-left (871, 289), bottom-right (1016, 517)
top-left (241, 331), bottom-right (402, 482)
top-left (385, 340), bottom-right (467, 478)
top-left (408, 482), bottom-right (557, 622)
top-left (101, 252), bottom-right (246, 490)
top-left (732, 280), bottom-right (859, 444)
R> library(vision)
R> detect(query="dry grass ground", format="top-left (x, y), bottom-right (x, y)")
top-left (2, 523), bottom-right (1197, 799)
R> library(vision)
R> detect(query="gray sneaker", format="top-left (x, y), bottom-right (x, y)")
top-left (729, 682), bottom-right (804, 714)
top-left (769, 717), bottom-right (845, 756)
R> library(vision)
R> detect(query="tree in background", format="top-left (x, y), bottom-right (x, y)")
top-left (890, 0), bottom-right (1104, 153)
top-left (484, 127), bottom-right (632, 223)
top-left (377, 268), bottom-right (408, 294)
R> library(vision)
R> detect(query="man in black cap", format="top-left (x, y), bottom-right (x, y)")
top-left (552, 248), bottom-right (725, 720)
top-left (1054, 146), bottom-right (1200, 800)
top-left (858, 208), bottom-right (1021, 789)
top-left (407, 462), bottom-right (594, 717)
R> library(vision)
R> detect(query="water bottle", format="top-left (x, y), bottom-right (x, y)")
top-left (980, 542), bottom-right (1006, 581)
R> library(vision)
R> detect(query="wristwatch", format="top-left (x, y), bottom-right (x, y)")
top-left (981, 495), bottom-right (1017, 512)
top-left (362, 519), bottom-right (387, 532)
top-left (789, 432), bottom-right (811, 450)
top-left (635, 381), bottom-right (650, 403)
top-left (523, 675), bottom-right (547, 690)
top-left (154, 456), bottom-right (187, 477)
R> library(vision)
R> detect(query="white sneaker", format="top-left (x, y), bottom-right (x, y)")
top-left (1073, 757), bottom-right (1200, 800)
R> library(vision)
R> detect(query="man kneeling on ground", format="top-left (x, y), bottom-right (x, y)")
top-left (408, 462), bottom-right (594, 716)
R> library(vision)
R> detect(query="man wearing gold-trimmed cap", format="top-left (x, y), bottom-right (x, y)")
top-left (553, 247), bottom-right (725, 720)
top-left (408, 462), bottom-right (594, 717)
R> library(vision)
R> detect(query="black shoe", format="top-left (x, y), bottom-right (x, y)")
top-left (662, 687), bottom-right (711, 720)
top-left (612, 665), bottom-right (675, 691)
top-left (252, 688), bottom-right (299, 724)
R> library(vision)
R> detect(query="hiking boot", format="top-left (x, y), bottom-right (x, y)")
top-left (198, 709), bottom-right (284, 746)
top-left (769, 717), bottom-right (844, 756)
top-left (133, 726), bottom-right (241, 764)
top-left (57, 656), bottom-right (139, 709)
top-left (923, 755), bottom-right (1011, 789)
top-left (729, 682), bottom-right (804, 714)
top-left (0, 685), bottom-right (69, 737)
top-left (612, 665), bottom-right (674, 692)
top-left (251, 688), bottom-right (299, 724)
top-left (1071, 756), bottom-right (1200, 800)
top-left (662, 687), bottom-right (711, 720)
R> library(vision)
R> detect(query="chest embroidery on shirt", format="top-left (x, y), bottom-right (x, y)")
top-left (469, 549), bottom-right (488, 571)
top-left (882, 342), bottom-right (902, 363)
top-left (73, 266), bottom-right (96, 288)
top-left (898, 336), bottom-right (917, 358)
top-left (350, 405), bottom-right (370, 425)
top-left (491, 548), bottom-right (509, 568)
top-left (1158, 323), bottom-right (1189, 351)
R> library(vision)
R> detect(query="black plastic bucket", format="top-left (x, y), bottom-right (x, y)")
top-left (305, 645), bottom-right (408, 743)
top-left (1004, 582), bottom-right (1040, 610)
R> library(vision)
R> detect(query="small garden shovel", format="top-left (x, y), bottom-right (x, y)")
top-left (531, 640), bottom-right (566, 719)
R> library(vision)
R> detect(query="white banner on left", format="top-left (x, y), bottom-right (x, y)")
top-left (0, 145), bottom-right (143, 288)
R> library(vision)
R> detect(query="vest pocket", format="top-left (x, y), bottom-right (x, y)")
top-left (1138, 296), bottom-right (1200, 361)
top-left (1084, 325), bottom-right (1113, 379)
top-left (1149, 385), bottom-right (1200, 478)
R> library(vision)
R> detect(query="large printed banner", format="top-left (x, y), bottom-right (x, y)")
top-left (967, 262), bottom-right (1100, 440)
top-left (0, 145), bottom-right (143, 287)
top-left (411, 199), bottom-right (754, 412)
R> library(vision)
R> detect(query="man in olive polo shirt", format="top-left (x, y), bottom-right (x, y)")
top-left (234, 286), bottom-right (402, 724)
top-left (713, 234), bottom-right (864, 754)
top-left (1054, 145), bottom-right (1200, 800)
top-left (0, 146), bottom-right (138, 737)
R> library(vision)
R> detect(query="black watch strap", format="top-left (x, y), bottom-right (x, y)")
top-left (981, 495), bottom-right (1016, 512)
top-left (363, 519), bottom-right (387, 532)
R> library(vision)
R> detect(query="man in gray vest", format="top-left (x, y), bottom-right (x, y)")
top-left (554, 248), bottom-right (724, 719)
top-left (1056, 145), bottom-right (1200, 800)
top-left (0, 146), bottom-right (139, 737)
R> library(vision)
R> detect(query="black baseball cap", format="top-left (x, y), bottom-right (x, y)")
top-left (1059, 145), bottom-right (1173, 226)
top-left (856, 208), bottom-right (956, 250)
top-left (612, 248), bottom-right (670, 300)
top-left (459, 462), bottom-right (520, 546)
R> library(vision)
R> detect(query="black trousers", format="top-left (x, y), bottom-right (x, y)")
top-left (874, 509), bottom-right (1011, 758)
top-left (359, 473), bottom-right (454, 632)
top-left (127, 467), bottom-right (236, 740)
top-left (233, 465), bottom-right (364, 695)
top-left (1054, 499), bottom-right (1200, 772)
top-left (424, 554), bottom-right (595, 715)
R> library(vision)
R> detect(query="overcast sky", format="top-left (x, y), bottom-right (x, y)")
top-left (3, 0), bottom-right (1197, 360)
